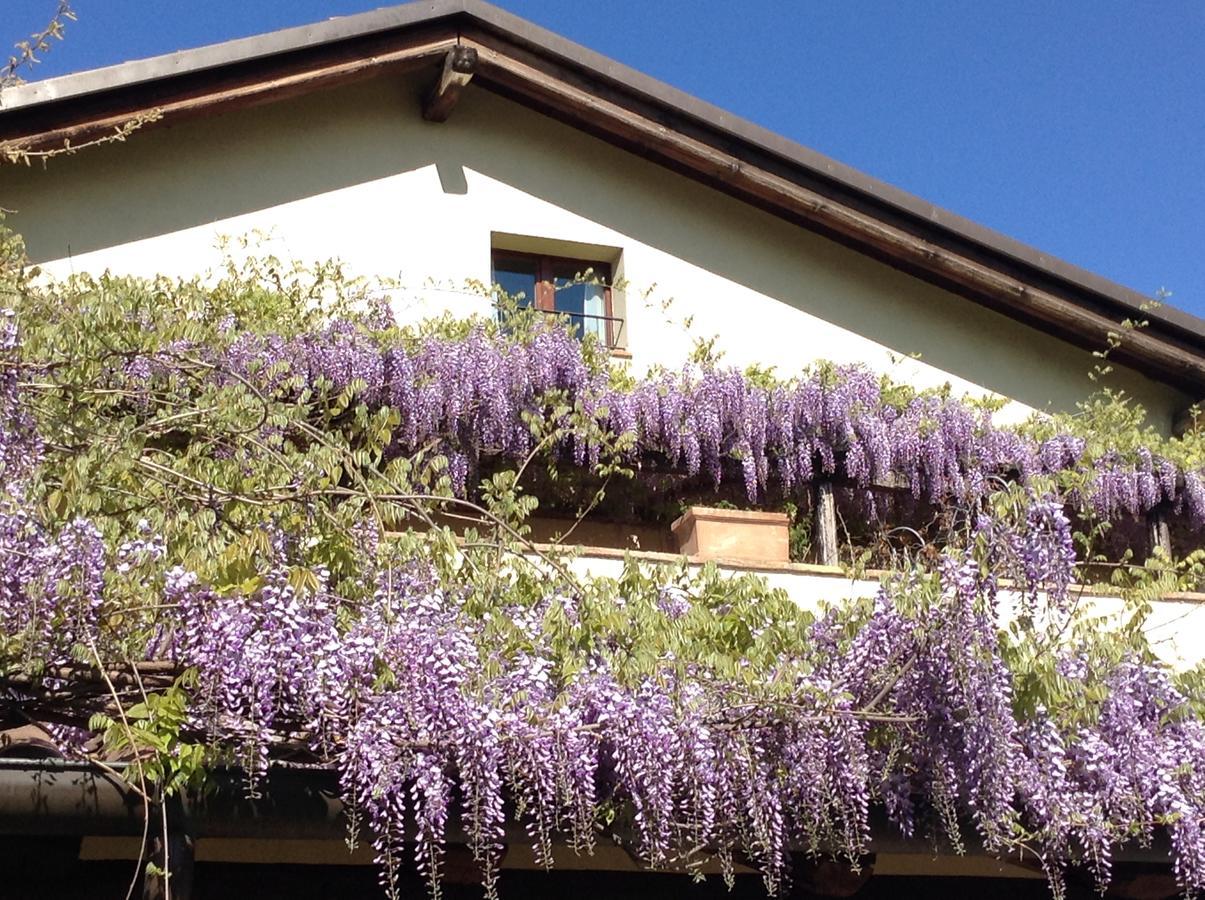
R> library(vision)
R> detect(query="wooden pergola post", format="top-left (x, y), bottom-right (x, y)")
top-left (142, 793), bottom-right (194, 900)
top-left (813, 480), bottom-right (839, 567)
top-left (1146, 506), bottom-right (1172, 560)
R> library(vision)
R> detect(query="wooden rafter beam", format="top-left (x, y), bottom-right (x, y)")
top-left (422, 45), bottom-right (478, 122)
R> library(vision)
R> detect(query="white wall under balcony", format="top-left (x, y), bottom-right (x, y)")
top-left (0, 71), bottom-right (1186, 428)
top-left (565, 548), bottom-right (1205, 671)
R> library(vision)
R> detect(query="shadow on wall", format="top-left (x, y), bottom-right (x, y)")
top-left (0, 68), bottom-right (1184, 425)
top-left (3, 77), bottom-right (441, 263)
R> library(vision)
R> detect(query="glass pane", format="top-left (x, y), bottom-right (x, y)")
top-left (553, 278), bottom-right (607, 342)
top-left (493, 258), bottom-right (538, 309)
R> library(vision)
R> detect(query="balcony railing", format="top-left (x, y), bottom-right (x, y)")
top-left (496, 305), bottom-right (626, 350)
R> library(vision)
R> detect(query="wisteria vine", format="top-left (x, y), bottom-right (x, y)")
top-left (2, 244), bottom-right (1205, 899)
top-left (196, 313), bottom-right (1205, 536)
top-left (7, 452), bottom-right (1205, 898)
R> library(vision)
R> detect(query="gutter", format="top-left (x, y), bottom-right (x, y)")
top-left (0, 758), bottom-right (1177, 867)
top-left (0, 758), bottom-right (345, 840)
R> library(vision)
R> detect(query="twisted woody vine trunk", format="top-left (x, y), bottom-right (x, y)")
top-left (1, 223), bottom-right (1204, 899)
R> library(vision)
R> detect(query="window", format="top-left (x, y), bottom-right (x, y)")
top-left (492, 250), bottom-right (621, 348)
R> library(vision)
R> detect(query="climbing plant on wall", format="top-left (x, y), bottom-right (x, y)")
top-left (2, 222), bottom-right (1205, 899)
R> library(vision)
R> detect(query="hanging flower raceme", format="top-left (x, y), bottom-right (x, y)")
top-left (6, 287), bottom-right (1205, 899)
top-left (99, 306), bottom-right (1205, 533)
top-left (120, 497), bottom-right (1200, 899)
top-left (0, 512), bottom-right (106, 667)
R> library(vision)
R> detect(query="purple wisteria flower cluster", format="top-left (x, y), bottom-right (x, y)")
top-left (0, 510), bottom-right (105, 668)
top-left (161, 316), bottom-right (1205, 532)
top-left (6, 484), bottom-right (1201, 897)
top-left (151, 506), bottom-right (1205, 898)
top-left (5, 301), bottom-right (1205, 899)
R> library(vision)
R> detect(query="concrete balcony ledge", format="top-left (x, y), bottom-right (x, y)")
top-left (521, 543), bottom-right (1205, 670)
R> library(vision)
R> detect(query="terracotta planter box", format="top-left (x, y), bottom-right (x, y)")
top-left (670, 506), bottom-right (790, 564)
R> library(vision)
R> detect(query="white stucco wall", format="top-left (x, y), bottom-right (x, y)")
top-left (564, 549), bottom-right (1205, 670)
top-left (0, 72), bottom-right (1187, 427)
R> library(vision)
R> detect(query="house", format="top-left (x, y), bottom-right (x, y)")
top-left (1, 3), bottom-right (1202, 898)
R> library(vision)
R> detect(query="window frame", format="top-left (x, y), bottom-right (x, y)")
top-left (491, 249), bottom-right (617, 347)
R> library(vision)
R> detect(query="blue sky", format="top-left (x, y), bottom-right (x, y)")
top-left (7, 1), bottom-right (1205, 318)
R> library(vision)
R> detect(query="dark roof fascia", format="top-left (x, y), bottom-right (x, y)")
top-left (0, 2), bottom-right (466, 110)
top-left (0, 758), bottom-right (1178, 864)
top-left (3, 0), bottom-right (1204, 369)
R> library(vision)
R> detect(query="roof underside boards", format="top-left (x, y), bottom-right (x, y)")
top-left (2, 0), bottom-right (1203, 394)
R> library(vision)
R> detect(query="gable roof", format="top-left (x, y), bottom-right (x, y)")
top-left (3, 0), bottom-right (1204, 395)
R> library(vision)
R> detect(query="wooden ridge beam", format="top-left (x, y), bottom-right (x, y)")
top-left (423, 45), bottom-right (478, 122)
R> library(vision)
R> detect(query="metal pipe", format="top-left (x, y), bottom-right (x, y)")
top-left (0, 759), bottom-right (143, 836)
top-left (0, 759), bottom-right (1179, 865)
